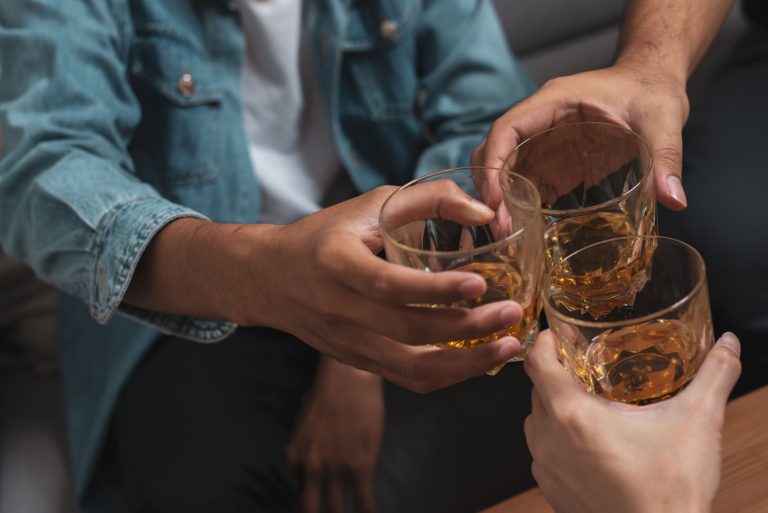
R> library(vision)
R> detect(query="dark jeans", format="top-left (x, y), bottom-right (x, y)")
top-left (112, 325), bottom-right (535, 513)
top-left (114, 327), bottom-right (319, 513)
top-left (660, 27), bottom-right (768, 397)
top-left (376, 364), bottom-right (534, 513)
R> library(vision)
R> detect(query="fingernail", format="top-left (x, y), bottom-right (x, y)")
top-left (666, 175), bottom-right (688, 208)
top-left (459, 277), bottom-right (485, 298)
top-left (469, 199), bottom-right (493, 217)
top-left (718, 331), bottom-right (741, 357)
top-left (499, 338), bottom-right (521, 360)
top-left (499, 304), bottom-right (522, 326)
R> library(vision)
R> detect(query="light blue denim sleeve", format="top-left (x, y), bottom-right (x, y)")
top-left (413, 0), bottom-right (536, 175)
top-left (0, 0), bottom-right (234, 341)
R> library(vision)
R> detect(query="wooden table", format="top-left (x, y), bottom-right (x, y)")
top-left (482, 385), bottom-right (768, 513)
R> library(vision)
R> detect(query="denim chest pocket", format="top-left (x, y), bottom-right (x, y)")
top-left (129, 29), bottom-right (224, 187)
top-left (342, 0), bottom-right (421, 121)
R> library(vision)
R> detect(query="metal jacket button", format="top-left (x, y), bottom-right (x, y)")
top-left (177, 71), bottom-right (195, 97)
top-left (380, 19), bottom-right (398, 40)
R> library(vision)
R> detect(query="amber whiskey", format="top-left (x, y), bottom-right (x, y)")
top-left (440, 261), bottom-right (539, 349)
top-left (575, 319), bottom-right (699, 405)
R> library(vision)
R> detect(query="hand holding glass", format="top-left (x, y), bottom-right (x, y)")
top-left (379, 167), bottom-right (544, 363)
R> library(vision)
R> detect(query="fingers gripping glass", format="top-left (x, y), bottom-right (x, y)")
top-left (379, 167), bottom-right (545, 371)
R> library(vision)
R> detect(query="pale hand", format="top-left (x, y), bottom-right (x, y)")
top-left (287, 357), bottom-right (385, 513)
top-left (523, 330), bottom-right (742, 513)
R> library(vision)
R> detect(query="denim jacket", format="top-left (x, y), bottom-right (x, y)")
top-left (0, 0), bottom-right (532, 510)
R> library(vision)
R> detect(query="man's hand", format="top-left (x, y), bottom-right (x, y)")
top-left (260, 185), bottom-right (523, 391)
top-left (287, 357), bottom-right (384, 513)
top-left (473, 0), bottom-right (735, 212)
top-left (126, 185), bottom-right (523, 393)
top-left (523, 330), bottom-right (742, 513)
top-left (473, 65), bottom-right (690, 210)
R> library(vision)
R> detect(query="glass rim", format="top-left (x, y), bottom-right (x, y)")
top-left (510, 121), bottom-right (654, 217)
top-left (379, 166), bottom-right (541, 258)
top-left (542, 235), bottom-right (707, 329)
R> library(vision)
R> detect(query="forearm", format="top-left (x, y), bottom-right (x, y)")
top-left (617, 0), bottom-right (735, 81)
top-left (124, 217), bottom-right (281, 326)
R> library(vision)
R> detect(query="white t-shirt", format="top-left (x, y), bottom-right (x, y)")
top-left (238, 0), bottom-right (348, 224)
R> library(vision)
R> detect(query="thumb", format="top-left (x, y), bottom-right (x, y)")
top-left (680, 332), bottom-right (742, 410)
top-left (524, 330), bottom-right (583, 412)
top-left (640, 116), bottom-right (687, 211)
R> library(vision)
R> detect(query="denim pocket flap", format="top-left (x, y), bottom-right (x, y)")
top-left (130, 29), bottom-right (224, 106)
top-left (128, 28), bottom-right (223, 186)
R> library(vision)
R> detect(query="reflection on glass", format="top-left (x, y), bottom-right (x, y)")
top-left (379, 167), bottom-right (544, 368)
top-left (503, 122), bottom-right (656, 270)
top-left (544, 236), bottom-right (713, 405)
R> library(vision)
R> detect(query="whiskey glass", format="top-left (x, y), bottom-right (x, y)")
top-left (543, 235), bottom-right (713, 405)
top-left (379, 167), bottom-right (544, 363)
top-left (503, 122), bottom-right (655, 270)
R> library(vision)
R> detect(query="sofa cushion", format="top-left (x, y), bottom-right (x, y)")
top-left (493, 0), bottom-right (625, 56)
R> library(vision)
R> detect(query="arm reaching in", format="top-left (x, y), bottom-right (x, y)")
top-left (474, 0), bottom-right (735, 211)
top-left (125, 184), bottom-right (524, 392)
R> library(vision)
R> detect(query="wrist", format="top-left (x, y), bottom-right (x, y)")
top-left (608, 60), bottom-right (690, 118)
top-left (614, 47), bottom-right (689, 87)
top-left (218, 222), bottom-right (285, 327)
top-left (612, 54), bottom-right (688, 94)
top-left (125, 217), bottom-right (285, 326)
top-left (616, 0), bottom-right (693, 86)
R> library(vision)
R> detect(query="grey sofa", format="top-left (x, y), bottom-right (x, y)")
top-left (0, 1), bottom-right (749, 513)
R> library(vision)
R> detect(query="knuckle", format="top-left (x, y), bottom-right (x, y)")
top-left (655, 146), bottom-right (683, 166)
top-left (542, 76), bottom-right (567, 91)
top-left (314, 236), bottom-right (340, 269)
top-left (370, 268), bottom-right (393, 299)
top-left (371, 185), bottom-right (398, 203)
top-left (554, 403), bottom-right (587, 431)
top-left (523, 415), bottom-right (534, 438)
top-left (710, 346), bottom-right (742, 374)
top-left (435, 178), bottom-right (462, 198)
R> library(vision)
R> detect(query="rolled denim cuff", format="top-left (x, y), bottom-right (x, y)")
top-left (90, 197), bottom-right (236, 342)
